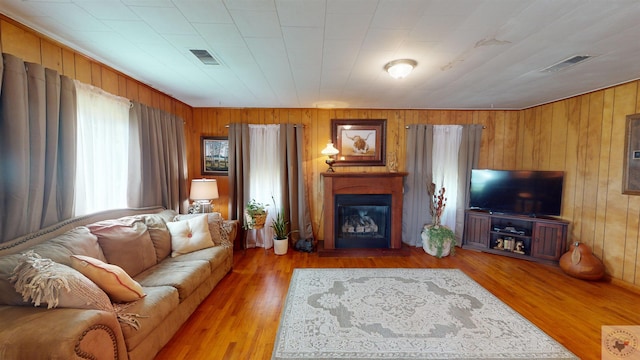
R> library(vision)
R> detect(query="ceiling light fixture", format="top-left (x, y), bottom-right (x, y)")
top-left (384, 59), bottom-right (417, 79)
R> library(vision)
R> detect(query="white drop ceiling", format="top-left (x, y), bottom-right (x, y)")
top-left (3, 0), bottom-right (640, 110)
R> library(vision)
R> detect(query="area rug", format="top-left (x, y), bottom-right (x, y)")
top-left (272, 268), bottom-right (577, 360)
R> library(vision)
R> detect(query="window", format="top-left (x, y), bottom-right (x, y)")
top-left (432, 125), bottom-right (462, 230)
top-left (73, 81), bottom-right (130, 216)
top-left (247, 125), bottom-right (282, 246)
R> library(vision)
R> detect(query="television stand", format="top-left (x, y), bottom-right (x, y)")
top-left (462, 209), bottom-right (569, 265)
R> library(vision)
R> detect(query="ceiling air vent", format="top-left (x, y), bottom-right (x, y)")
top-left (540, 55), bottom-right (593, 73)
top-left (190, 49), bottom-right (220, 65)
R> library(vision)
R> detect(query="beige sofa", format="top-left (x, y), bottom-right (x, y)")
top-left (0, 207), bottom-right (236, 360)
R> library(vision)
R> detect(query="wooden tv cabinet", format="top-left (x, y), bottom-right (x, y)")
top-left (462, 209), bottom-right (569, 265)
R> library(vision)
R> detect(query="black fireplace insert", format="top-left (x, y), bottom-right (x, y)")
top-left (334, 194), bottom-right (391, 248)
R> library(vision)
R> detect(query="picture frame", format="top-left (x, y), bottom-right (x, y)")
top-left (201, 136), bottom-right (229, 175)
top-left (623, 114), bottom-right (640, 194)
top-left (331, 119), bottom-right (386, 166)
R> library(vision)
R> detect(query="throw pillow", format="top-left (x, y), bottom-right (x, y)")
top-left (167, 214), bottom-right (214, 257)
top-left (0, 226), bottom-right (106, 306)
top-left (174, 213), bottom-right (222, 245)
top-left (70, 255), bottom-right (146, 303)
top-left (174, 212), bottom-right (232, 248)
top-left (9, 251), bottom-right (113, 311)
top-left (87, 216), bottom-right (157, 277)
top-left (136, 214), bottom-right (172, 262)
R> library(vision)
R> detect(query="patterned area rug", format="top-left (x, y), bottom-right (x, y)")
top-left (272, 268), bottom-right (577, 360)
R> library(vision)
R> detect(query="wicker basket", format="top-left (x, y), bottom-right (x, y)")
top-left (245, 212), bottom-right (267, 230)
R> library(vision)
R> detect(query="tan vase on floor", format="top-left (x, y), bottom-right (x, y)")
top-left (274, 237), bottom-right (288, 255)
top-left (559, 241), bottom-right (605, 280)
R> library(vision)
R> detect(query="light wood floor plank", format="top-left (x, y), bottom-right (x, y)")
top-left (155, 247), bottom-right (640, 360)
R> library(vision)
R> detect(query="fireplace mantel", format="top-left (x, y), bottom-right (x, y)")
top-left (322, 172), bottom-right (407, 251)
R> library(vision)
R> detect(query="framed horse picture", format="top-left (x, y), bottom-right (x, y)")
top-left (331, 119), bottom-right (386, 166)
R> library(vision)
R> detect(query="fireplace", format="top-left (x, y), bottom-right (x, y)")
top-left (322, 172), bottom-right (407, 252)
top-left (335, 194), bottom-right (391, 248)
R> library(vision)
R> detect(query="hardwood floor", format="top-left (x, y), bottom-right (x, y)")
top-left (155, 246), bottom-right (640, 360)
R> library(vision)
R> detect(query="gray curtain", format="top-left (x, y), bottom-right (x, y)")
top-left (402, 125), bottom-right (433, 247)
top-left (228, 123), bottom-right (314, 246)
top-left (0, 53), bottom-right (77, 243)
top-left (279, 124), bottom-right (314, 242)
top-left (128, 102), bottom-right (189, 213)
top-left (228, 123), bottom-right (250, 223)
top-left (401, 124), bottom-right (482, 247)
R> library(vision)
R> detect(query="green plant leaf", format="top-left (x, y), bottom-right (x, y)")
top-left (424, 225), bottom-right (456, 258)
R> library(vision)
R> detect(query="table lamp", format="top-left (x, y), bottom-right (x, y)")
top-left (321, 141), bottom-right (340, 172)
top-left (190, 179), bottom-right (219, 213)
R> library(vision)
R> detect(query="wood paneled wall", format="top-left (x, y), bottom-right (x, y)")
top-left (3, 14), bottom-right (638, 288)
top-left (0, 15), bottom-right (193, 130)
top-left (191, 90), bottom-right (640, 289)
top-left (189, 109), bottom-right (509, 240)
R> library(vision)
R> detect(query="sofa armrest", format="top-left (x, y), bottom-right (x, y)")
top-left (0, 306), bottom-right (127, 360)
top-left (223, 220), bottom-right (239, 246)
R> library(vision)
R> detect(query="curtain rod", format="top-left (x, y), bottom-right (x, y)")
top-left (224, 124), bottom-right (305, 127)
top-left (222, 123), bottom-right (482, 129)
top-left (404, 125), bottom-right (486, 129)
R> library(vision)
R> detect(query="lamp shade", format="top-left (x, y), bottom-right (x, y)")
top-left (190, 179), bottom-right (219, 201)
top-left (321, 142), bottom-right (339, 156)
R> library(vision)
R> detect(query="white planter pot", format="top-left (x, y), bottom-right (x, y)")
top-left (421, 225), bottom-right (454, 258)
top-left (274, 237), bottom-right (288, 255)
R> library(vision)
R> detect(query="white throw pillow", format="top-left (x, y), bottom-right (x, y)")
top-left (70, 254), bottom-right (146, 303)
top-left (174, 213), bottom-right (225, 246)
top-left (167, 214), bottom-right (214, 257)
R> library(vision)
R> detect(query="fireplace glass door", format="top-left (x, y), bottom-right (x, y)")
top-left (334, 194), bottom-right (391, 248)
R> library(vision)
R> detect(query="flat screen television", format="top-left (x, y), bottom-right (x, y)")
top-left (469, 169), bottom-right (564, 217)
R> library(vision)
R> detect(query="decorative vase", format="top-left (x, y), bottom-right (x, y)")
top-left (421, 224), bottom-right (455, 258)
top-left (274, 237), bottom-right (288, 255)
top-left (559, 241), bottom-right (605, 280)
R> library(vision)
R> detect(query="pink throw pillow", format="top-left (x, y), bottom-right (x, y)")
top-left (70, 254), bottom-right (145, 303)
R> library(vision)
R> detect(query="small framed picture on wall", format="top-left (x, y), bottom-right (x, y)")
top-left (201, 136), bottom-right (229, 175)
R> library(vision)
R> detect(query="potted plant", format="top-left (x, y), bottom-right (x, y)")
top-left (421, 183), bottom-right (456, 258)
top-left (270, 197), bottom-right (298, 255)
top-left (243, 199), bottom-right (268, 230)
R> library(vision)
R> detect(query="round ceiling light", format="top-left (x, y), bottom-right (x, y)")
top-left (384, 59), bottom-right (417, 79)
